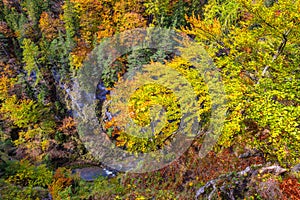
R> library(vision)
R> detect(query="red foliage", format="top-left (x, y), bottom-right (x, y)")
top-left (49, 168), bottom-right (73, 199)
top-left (280, 177), bottom-right (300, 200)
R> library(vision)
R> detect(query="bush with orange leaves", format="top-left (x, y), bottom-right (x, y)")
top-left (49, 167), bottom-right (74, 200)
top-left (280, 177), bottom-right (300, 200)
top-left (39, 12), bottom-right (64, 41)
top-left (58, 116), bottom-right (77, 136)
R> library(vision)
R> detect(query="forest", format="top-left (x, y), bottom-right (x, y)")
top-left (0, 0), bottom-right (299, 199)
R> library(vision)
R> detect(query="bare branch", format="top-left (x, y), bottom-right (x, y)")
top-left (257, 29), bottom-right (291, 84)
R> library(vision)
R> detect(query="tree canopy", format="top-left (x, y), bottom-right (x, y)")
top-left (0, 0), bottom-right (299, 199)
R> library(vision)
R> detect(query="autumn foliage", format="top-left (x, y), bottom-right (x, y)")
top-left (0, 0), bottom-right (299, 199)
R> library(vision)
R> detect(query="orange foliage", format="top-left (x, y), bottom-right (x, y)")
top-left (113, 0), bottom-right (146, 32)
top-left (0, 21), bottom-right (14, 37)
top-left (58, 116), bottom-right (76, 135)
top-left (39, 12), bottom-right (64, 40)
top-left (117, 12), bottom-right (146, 32)
top-left (71, 0), bottom-right (105, 44)
top-left (70, 38), bottom-right (92, 68)
top-left (67, 0), bottom-right (147, 68)
top-left (280, 177), bottom-right (300, 200)
top-left (0, 62), bottom-right (17, 100)
top-left (49, 168), bottom-right (73, 200)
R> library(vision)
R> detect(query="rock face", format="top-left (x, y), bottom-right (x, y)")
top-left (195, 164), bottom-right (289, 200)
top-left (291, 164), bottom-right (300, 172)
top-left (72, 167), bottom-right (115, 181)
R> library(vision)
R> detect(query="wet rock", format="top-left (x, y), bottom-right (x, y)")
top-left (239, 149), bottom-right (262, 159)
top-left (72, 167), bottom-right (116, 181)
top-left (291, 163), bottom-right (300, 172)
top-left (96, 82), bottom-right (109, 101)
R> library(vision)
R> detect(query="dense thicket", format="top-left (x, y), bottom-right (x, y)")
top-left (0, 0), bottom-right (299, 199)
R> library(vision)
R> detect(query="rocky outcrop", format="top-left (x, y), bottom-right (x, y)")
top-left (195, 164), bottom-right (298, 200)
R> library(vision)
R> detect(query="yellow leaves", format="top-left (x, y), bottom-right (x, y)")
top-left (212, 18), bottom-right (222, 36)
top-left (0, 92), bottom-right (55, 150)
top-left (97, 0), bottom-right (147, 41)
top-left (39, 12), bottom-right (51, 33)
top-left (58, 117), bottom-right (76, 135)
top-left (41, 140), bottom-right (50, 151)
top-left (105, 80), bottom-right (182, 153)
top-left (104, 55), bottom-right (212, 154)
top-left (136, 196), bottom-right (147, 200)
top-left (71, 0), bottom-right (104, 44)
top-left (62, 117), bottom-right (76, 130)
top-left (65, 0), bottom-right (148, 66)
top-left (104, 117), bottom-right (116, 129)
top-left (70, 39), bottom-right (92, 69)
top-left (70, 53), bottom-right (83, 69)
top-left (115, 134), bottom-right (127, 147)
top-left (0, 95), bottom-right (16, 119)
top-left (238, 0), bottom-right (300, 36)
top-left (49, 168), bottom-right (73, 199)
top-left (0, 62), bottom-right (57, 157)
top-left (118, 12), bottom-right (146, 32)
top-left (0, 65), bottom-right (16, 100)
top-left (184, 15), bottom-right (222, 42)
top-left (97, 24), bottom-right (114, 41)
top-left (39, 12), bottom-right (64, 41)
top-left (125, 139), bottom-right (135, 150)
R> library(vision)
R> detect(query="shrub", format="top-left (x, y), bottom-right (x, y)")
top-left (4, 159), bottom-right (52, 187)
